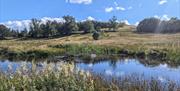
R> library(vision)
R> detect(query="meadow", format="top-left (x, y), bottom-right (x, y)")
top-left (0, 25), bottom-right (180, 91)
top-left (0, 25), bottom-right (180, 64)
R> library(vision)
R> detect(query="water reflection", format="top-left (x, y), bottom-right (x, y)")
top-left (76, 58), bottom-right (180, 84)
top-left (0, 58), bottom-right (179, 84)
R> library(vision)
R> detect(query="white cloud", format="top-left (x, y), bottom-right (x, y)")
top-left (121, 20), bottom-right (130, 25)
top-left (105, 7), bottom-right (114, 13)
top-left (105, 2), bottom-right (131, 13)
top-left (134, 22), bottom-right (139, 26)
top-left (159, 0), bottom-right (167, 5)
top-left (1, 20), bottom-right (31, 31)
top-left (158, 76), bottom-right (166, 82)
top-left (154, 14), bottom-right (170, 20)
top-left (105, 70), bottom-right (113, 76)
top-left (116, 6), bottom-right (126, 11)
top-left (154, 15), bottom-right (160, 18)
top-left (87, 16), bottom-right (95, 21)
top-left (81, 16), bottom-right (95, 22)
top-left (162, 14), bottom-right (170, 20)
top-left (66, 0), bottom-right (92, 4)
top-left (113, 2), bottom-right (126, 11)
top-left (40, 17), bottom-right (64, 24)
top-left (128, 6), bottom-right (133, 10)
top-left (159, 64), bottom-right (168, 68)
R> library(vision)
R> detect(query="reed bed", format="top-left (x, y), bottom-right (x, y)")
top-left (0, 62), bottom-right (179, 91)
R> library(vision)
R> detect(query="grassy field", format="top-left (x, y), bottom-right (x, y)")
top-left (0, 25), bottom-right (180, 63)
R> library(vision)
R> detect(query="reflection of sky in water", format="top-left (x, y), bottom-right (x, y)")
top-left (76, 59), bottom-right (180, 83)
top-left (0, 61), bottom-right (22, 72)
top-left (0, 61), bottom-right (34, 73)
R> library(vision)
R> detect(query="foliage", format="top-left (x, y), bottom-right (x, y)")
top-left (61, 15), bottom-right (79, 35)
top-left (92, 31), bottom-right (100, 40)
top-left (0, 24), bottom-right (10, 38)
top-left (0, 15), bottom-right (125, 39)
top-left (29, 19), bottom-right (42, 38)
top-left (79, 20), bottom-right (95, 33)
top-left (18, 28), bottom-right (28, 38)
top-left (137, 17), bottom-right (180, 33)
top-left (109, 16), bottom-right (118, 31)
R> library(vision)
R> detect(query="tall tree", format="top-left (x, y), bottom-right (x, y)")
top-left (61, 15), bottom-right (79, 35)
top-left (80, 20), bottom-right (95, 33)
top-left (40, 21), bottom-right (52, 38)
top-left (0, 24), bottom-right (10, 38)
top-left (18, 28), bottom-right (28, 37)
top-left (109, 16), bottom-right (118, 31)
top-left (29, 19), bottom-right (42, 38)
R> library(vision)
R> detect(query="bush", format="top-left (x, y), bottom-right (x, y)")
top-left (92, 31), bottom-right (100, 40)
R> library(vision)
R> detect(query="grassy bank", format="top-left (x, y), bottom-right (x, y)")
top-left (0, 26), bottom-right (180, 64)
top-left (0, 62), bottom-right (179, 91)
top-left (50, 44), bottom-right (180, 65)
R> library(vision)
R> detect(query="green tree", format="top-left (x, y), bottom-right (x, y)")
top-left (109, 16), bottom-right (118, 31)
top-left (18, 28), bottom-right (28, 37)
top-left (29, 19), bottom-right (42, 38)
top-left (80, 20), bottom-right (95, 33)
top-left (40, 21), bottom-right (52, 38)
top-left (0, 24), bottom-right (10, 39)
top-left (62, 15), bottom-right (79, 35)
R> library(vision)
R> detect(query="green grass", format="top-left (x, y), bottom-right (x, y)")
top-left (0, 25), bottom-right (180, 64)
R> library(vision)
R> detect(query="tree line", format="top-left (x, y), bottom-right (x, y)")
top-left (0, 16), bottom-right (125, 39)
top-left (137, 17), bottom-right (180, 33)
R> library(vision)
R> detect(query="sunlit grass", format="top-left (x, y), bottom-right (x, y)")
top-left (0, 25), bottom-right (180, 62)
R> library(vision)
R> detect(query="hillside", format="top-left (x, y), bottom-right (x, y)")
top-left (0, 25), bottom-right (180, 63)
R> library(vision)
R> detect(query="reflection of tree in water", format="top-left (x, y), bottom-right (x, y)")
top-left (78, 55), bottom-right (119, 64)
top-left (109, 60), bottom-right (117, 70)
top-left (78, 55), bottom-right (180, 68)
top-left (138, 59), bottom-right (160, 67)
top-left (138, 58), bottom-right (179, 68)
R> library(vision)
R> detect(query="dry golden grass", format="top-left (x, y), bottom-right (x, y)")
top-left (0, 25), bottom-right (180, 54)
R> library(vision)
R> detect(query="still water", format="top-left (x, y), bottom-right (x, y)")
top-left (0, 58), bottom-right (180, 84)
top-left (77, 59), bottom-right (180, 83)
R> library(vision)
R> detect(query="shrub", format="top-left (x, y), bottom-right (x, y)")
top-left (92, 31), bottom-right (100, 40)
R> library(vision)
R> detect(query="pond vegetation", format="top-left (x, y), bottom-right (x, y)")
top-left (0, 61), bottom-right (179, 91)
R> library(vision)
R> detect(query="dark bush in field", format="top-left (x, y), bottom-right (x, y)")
top-left (137, 17), bottom-right (180, 33)
top-left (92, 31), bottom-right (100, 40)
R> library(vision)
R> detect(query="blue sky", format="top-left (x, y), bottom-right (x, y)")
top-left (0, 0), bottom-right (180, 24)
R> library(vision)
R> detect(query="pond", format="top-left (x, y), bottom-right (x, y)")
top-left (77, 58), bottom-right (180, 84)
top-left (0, 58), bottom-right (180, 84)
